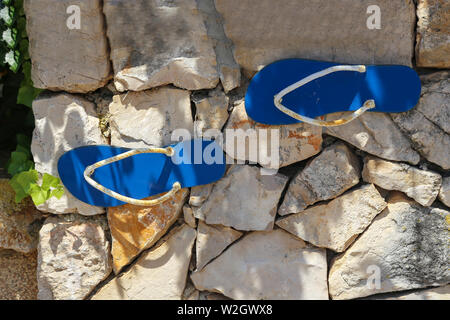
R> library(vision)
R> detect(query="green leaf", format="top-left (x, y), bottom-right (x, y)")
top-left (50, 186), bottom-right (64, 199)
top-left (16, 133), bottom-right (30, 149)
top-left (18, 38), bottom-right (28, 59)
top-left (14, 169), bottom-right (38, 193)
top-left (7, 150), bottom-right (33, 175)
top-left (17, 84), bottom-right (40, 107)
top-left (17, 16), bottom-right (26, 38)
top-left (41, 173), bottom-right (60, 191)
top-left (9, 174), bottom-right (28, 203)
top-left (28, 184), bottom-right (47, 206)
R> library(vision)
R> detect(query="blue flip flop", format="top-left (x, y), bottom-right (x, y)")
top-left (245, 58), bottom-right (421, 126)
top-left (58, 140), bottom-right (225, 207)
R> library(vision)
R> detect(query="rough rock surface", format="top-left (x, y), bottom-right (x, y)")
top-left (92, 225), bottom-right (196, 300)
top-left (362, 156), bottom-right (442, 206)
top-left (277, 184), bottom-right (387, 252)
top-left (391, 114), bottom-right (450, 170)
top-left (109, 88), bottom-right (194, 148)
top-left (31, 93), bottom-right (106, 215)
top-left (194, 165), bottom-right (288, 231)
top-left (0, 180), bottom-right (42, 253)
top-left (196, 221), bottom-right (243, 271)
top-left (191, 229), bottom-right (329, 300)
top-left (189, 184), bottom-right (213, 207)
top-left (103, 0), bottom-right (219, 91)
top-left (439, 177), bottom-right (450, 207)
top-left (215, 0), bottom-right (416, 72)
top-left (0, 250), bottom-right (38, 300)
top-left (224, 102), bottom-right (322, 169)
top-left (325, 112), bottom-right (420, 165)
top-left (108, 188), bottom-right (189, 274)
top-left (183, 205), bottom-right (197, 229)
top-left (193, 89), bottom-right (229, 138)
top-left (37, 215), bottom-right (112, 300)
top-left (329, 193), bottom-right (450, 300)
top-left (414, 72), bottom-right (450, 135)
top-left (278, 143), bottom-right (360, 216)
top-left (196, 0), bottom-right (241, 92)
top-left (24, 0), bottom-right (111, 92)
top-left (371, 285), bottom-right (450, 300)
top-left (416, 0), bottom-right (450, 68)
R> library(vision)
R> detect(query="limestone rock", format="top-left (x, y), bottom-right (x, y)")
top-left (329, 193), bottom-right (450, 300)
top-left (439, 177), bottom-right (450, 207)
top-left (277, 184), bottom-right (387, 252)
top-left (195, 165), bottom-right (288, 231)
top-left (416, 0), bottom-right (450, 68)
top-left (103, 0), bottom-right (219, 91)
top-left (193, 90), bottom-right (229, 138)
top-left (362, 156), bottom-right (442, 206)
top-left (416, 72), bottom-right (450, 135)
top-left (391, 109), bottom-right (450, 171)
top-left (108, 188), bottom-right (189, 274)
top-left (183, 205), bottom-right (197, 229)
top-left (196, 0), bottom-right (241, 92)
top-left (224, 102), bottom-right (322, 169)
top-left (191, 229), bottom-right (329, 300)
top-left (199, 292), bottom-right (230, 300)
top-left (92, 225), bottom-right (196, 300)
top-left (37, 215), bottom-right (112, 300)
top-left (196, 221), bottom-right (243, 270)
top-left (31, 93), bottom-right (106, 215)
top-left (109, 88), bottom-right (194, 148)
top-left (278, 143), bottom-right (360, 216)
top-left (0, 179), bottom-right (43, 253)
top-left (215, 0), bottom-right (416, 72)
top-left (371, 285), bottom-right (450, 300)
top-left (189, 184), bottom-right (213, 207)
top-left (325, 112), bottom-right (420, 165)
top-left (0, 250), bottom-right (38, 300)
top-left (24, 0), bottom-right (111, 92)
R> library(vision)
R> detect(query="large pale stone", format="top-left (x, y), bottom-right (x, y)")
top-left (416, 0), bottom-right (450, 68)
top-left (38, 215), bottom-right (112, 300)
top-left (195, 165), bottom-right (288, 231)
top-left (0, 250), bottom-right (38, 300)
top-left (109, 88), bottom-right (194, 148)
top-left (193, 89), bottom-right (229, 138)
top-left (108, 188), bottom-right (189, 274)
top-left (0, 180), bottom-right (42, 253)
top-left (92, 225), bottom-right (196, 300)
top-left (362, 156), bottom-right (442, 207)
top-left (439, 177), bottom-right (450, 207)
top-left (103, 0), bottom-right (219, 92)
top-left (277, 184), bottom-right (387, 252)
top-left (196, 221), bottom-right (243, 271)
top-left (24, 0), bottom-right (111, 92)
top-left (191, 229), bottom-right (329, 300)
top-left (215, 0), bottom-right (415, 72)
top-left (415, 72), bottom-right (450, 135)
top-left (31, 93), bottom-right (106, 215)
top-left (183, 205), bottom-right (197, 229)
top-left (224, 101), bottom-right (322, 169)
top-left (329, 193), bottom-right (450, 300)
top-left (371, 285), bottom-right (450, 300)
top-left (391, 113), bottom-right (450, 171)
top-left (196, 0), bottom-right (241, 92)
top-left (325, 112), bottom-right (420, 165)
top-left (278, 143), bottom-right (360, 216)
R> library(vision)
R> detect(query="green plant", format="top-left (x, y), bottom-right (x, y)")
top-left (1, 0), bottom-right (63, 206)
top-left (7, 134), bottom-right (64, 206)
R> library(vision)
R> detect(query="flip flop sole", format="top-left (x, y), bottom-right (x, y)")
top-left (245, 59), bottom-right (421, 125)
top-left (58, 140), bottom-right (226, 207)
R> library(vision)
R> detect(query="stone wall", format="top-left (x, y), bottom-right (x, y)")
top-left (1, 0), bottom-right (449, 300)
